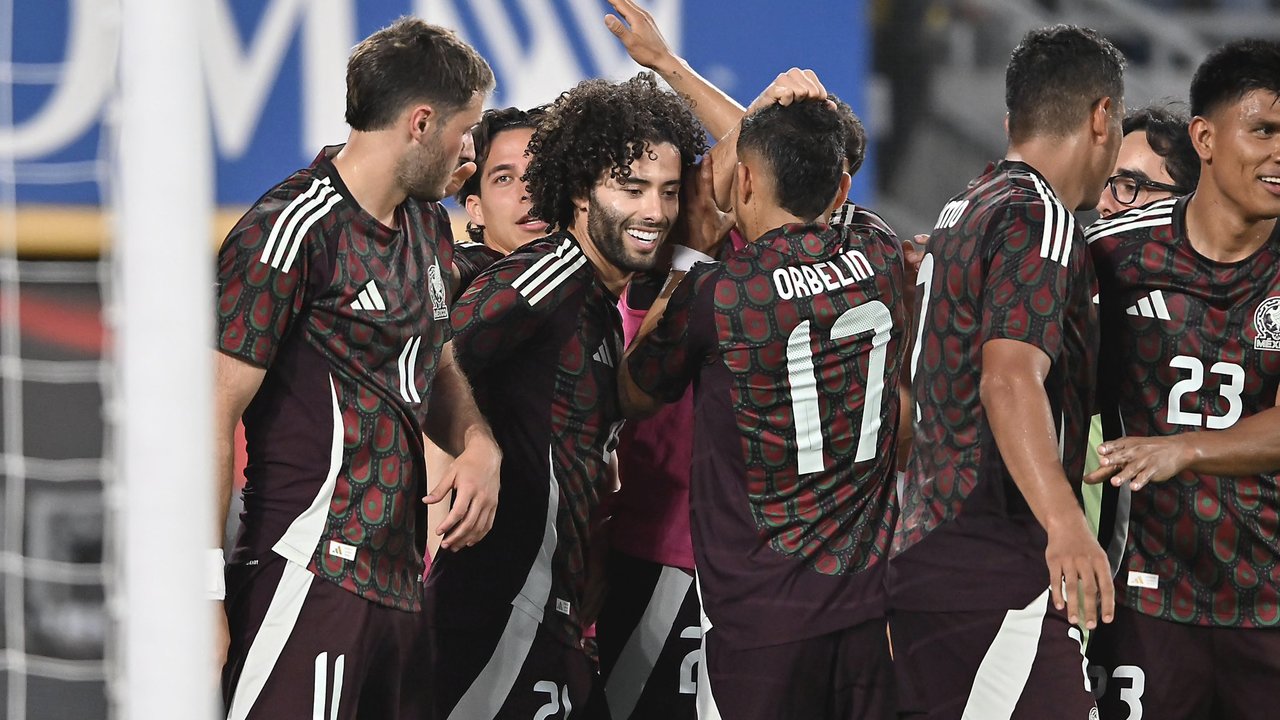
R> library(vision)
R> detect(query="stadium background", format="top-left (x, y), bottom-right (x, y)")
top-left (3, 0), bottom-right (1279, 717)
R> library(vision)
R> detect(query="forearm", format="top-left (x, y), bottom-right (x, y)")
top-left (981, 372), bottom-right (1085, 533)
top-left (424, 351), bottom-right (495, 457)
top-left (646, 55), bottom-right (745, 141)
top-left (1184, 405), bottom-right (1280, 476)
top-left (214, 422), bottom-right (236, 547)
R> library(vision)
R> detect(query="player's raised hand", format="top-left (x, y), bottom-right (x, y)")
top-left (425, 431), bottom-right (502, 550)
top-left (443, 131), bottom-right (477, 198)
top-left (1044, 513), bottom-right (1114, 630)
top-left (604, 0), bottom-right (674, 70)
top-left (673, 153), bottom-right (734, 258)
top-left (1085, 435), bottom-right (1195, 490)
top-left (746, 68), bottom-right (830, 115)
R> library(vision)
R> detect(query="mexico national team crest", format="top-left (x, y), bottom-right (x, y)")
top-left (1255, 296), bottom-right (1280, 351)
top-left (428, 261), bottom-right (449, 321)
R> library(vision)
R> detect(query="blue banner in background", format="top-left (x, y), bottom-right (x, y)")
top-left (8, 0), bottom-right (870, 207)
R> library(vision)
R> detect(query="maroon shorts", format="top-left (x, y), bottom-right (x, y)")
top-left (597, 551), bottom-right (701, 720)
top-left (1086, 604), bottom-right (1280, 720)
top-left (221, 553), bottom-right (422, 720)
top-left (426, 602), bottom-right (602, 719)
top-left (889, 589), bottom-right (1097, 720)
top-left (700, 616), bottom-right (894, 720)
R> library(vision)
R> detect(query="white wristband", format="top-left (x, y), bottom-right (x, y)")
top-left (670, 245), bottom-right (715, 272)
top-left (207, 548), bottom-right (226, 601)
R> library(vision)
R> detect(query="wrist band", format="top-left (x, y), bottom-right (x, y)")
top-left (671, 245), bottom-right (715, 272)
top-left (207, 548), bottom-right (226, 601)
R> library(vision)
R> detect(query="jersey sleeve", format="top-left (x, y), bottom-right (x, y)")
top-left (979, 199), bottom-right (1074, 361)
top-left (215, 198), bottom-right (319, 369)
top-left (626, 263), bottom-right (719, 403)
top-left (449, 250), bottom-right (563, 374)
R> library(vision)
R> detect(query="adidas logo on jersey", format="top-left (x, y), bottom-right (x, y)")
top-left (592, 340), bottom-right (615, 368)
top-left (350, 281), bottom-right (386, 311)
top-left (1124, 290), bottom-right (1170, 320)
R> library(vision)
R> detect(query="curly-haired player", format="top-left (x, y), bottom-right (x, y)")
top-left (423, 72), bottom-right (705, 719)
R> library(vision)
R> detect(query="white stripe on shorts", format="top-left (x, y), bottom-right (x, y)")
top-left (960, 588), bottom-right (1051, 720)
top-left (226, 559), bottom-right (315, 720)
top-left (447, 447), bottom-right (561, 720)
top-left (693, 573), bottom-right (724, 720)
top-left (606, 566), bottom-right (694, 719)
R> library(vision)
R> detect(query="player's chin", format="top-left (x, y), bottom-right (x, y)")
top-left (620, 248), bottom-right (661, 273)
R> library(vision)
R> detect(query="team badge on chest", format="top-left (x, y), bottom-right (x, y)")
top-left (428, 261), bottom-right (449, 321)
top-left (1255, 296), bottom-right (1280, 351)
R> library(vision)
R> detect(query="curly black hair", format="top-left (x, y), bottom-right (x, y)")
top-left (1123, 104), bottom-right (1199, 193)
top-left (524, 72), bottom-right (707, 232)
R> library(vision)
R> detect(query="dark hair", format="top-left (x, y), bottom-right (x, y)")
top-left (525, 73), bottom-right (707, 231)
top-left (1190, 38), bottom-right (1280, 119)
top-left (1005, 25), bottom-right (1126, 143)
top-left (738, 101), bottom-right (846, 220)
top-left (1122, 104), bottom-right (1200, 192)
top-left (456, 106), bottom-right (548, 242)
top-left (345, 18), bottom-right (494, 131)
top-left (828, 93), bottom-right (868, 177)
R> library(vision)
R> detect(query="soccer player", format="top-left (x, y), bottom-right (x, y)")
top-left (452, 105), bottom-right (550, 290)
top-left (888, 25), bottom-right (1124, 719)
top-left (1096, 104), bottom-right (1199, 218)
top-left (213, 19), bottom-right (502, 720)
top-left (619, 97), bottom-right (905, 720)
top-left (423, 72), bottom-right (706, 718)
top-left (1084, 38), bottom-right (1280, 720)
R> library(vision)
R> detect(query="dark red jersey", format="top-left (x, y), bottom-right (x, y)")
top-left (426, 233), bottom-right (624, 649)
top-left (627, 219), bottom-right (906, 648)
top-left (890, 160), bottom-right (1099, 612)
top-left (451, 239), bottom-right (504, 298)
top-left (1089, 196), bottom-right (1280, 628)
top-left (217, 146), bottom-right (456, 611)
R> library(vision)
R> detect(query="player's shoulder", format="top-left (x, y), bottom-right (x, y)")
top-left (833, 202), bottom-right (903, 258)
top-left (1085, 197), bottom-right (1179, 247)
top-left (481, 233), bottom-right (592, 302)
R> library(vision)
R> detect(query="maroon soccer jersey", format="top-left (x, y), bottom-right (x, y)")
top-left (1088, 196), bottom-right (1280, 628)
top-left (889, 160), bottom-right (1099, 612)
top-left (627, 220), bottom-right (906, 648)
top-left (451, 239), bottom-right (504, 297)
top-left (426, 233), bottom-right (624, 650)
top-left (216, 147), bottom-right (456, 612)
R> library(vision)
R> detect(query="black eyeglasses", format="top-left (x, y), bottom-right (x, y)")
top-left (1105, 172), bottom-right (1185, 206)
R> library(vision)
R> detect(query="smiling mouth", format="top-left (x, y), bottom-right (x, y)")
top-left (626, 228), bottom-right (661, 245)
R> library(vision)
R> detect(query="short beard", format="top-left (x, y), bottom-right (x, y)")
top-left (397, 130), bottom-right (451, 203)
top-left (587, 191), bottom-right (660, 273)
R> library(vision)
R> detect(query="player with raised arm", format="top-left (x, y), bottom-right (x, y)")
top-left (888, 25), bottom-right (1124, 719)
top-left (1096, 104), bottom-right (1199, 219)
top-left (1084, 38), bottom-right (1280, 720)
top-left (619, 96), bottom-right (905, 720)
top-left (213, 19), bottom-right (501, 720)
top-left (423, 72), bottom-right (706, 719)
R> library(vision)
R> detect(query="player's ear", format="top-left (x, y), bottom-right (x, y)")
top-left (1189, 115), bottom-right (1213, 162)
top-left (1089, 97), bottom-right (1114, 145)
top-left (736, 162), bottom-right (753, 207)
top-left (408, 104), bottom-right (435, 142)
top-left (465, 193), bottom-right (485, 227)
top-left (827, 171), bottom-right (852, 218)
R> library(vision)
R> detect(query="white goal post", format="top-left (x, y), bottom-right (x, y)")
top-left (112, 0), bottom-right (216, 717)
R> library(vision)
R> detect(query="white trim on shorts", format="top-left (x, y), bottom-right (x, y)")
top-left (693, 572), bottom-right (724, 720)
top-left (226, 560), bottom-right (316, 720)
top-left (606, 565), bottom-right (694, 719)
top-left (447, 446), bottom-right (561, 720)
top-left (961, 588), bottom-right (1051, 720)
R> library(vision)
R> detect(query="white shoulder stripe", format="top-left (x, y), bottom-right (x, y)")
top-left (281, 193), bottom-right (342, 273)
top-left (260, 177), bottom-right (330, 265)
top-left (1085, 211), bottom-right (1174, 243)
top-left (512, 238), bottom-right (575, 293)
top-left (1028, 174), bottom-right (1072, 266)
top-left (1085, 199), bottom-right (1176, 238)
top-left (526, 254), bottom-right (589, 306)
top-left (260, 176), bottom-right (342, 272)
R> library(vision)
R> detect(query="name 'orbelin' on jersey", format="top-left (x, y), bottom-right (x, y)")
top-left (626, 217), bottom-right (906, 649)
top-left (1089, 195), bottom-right (1280, 629)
